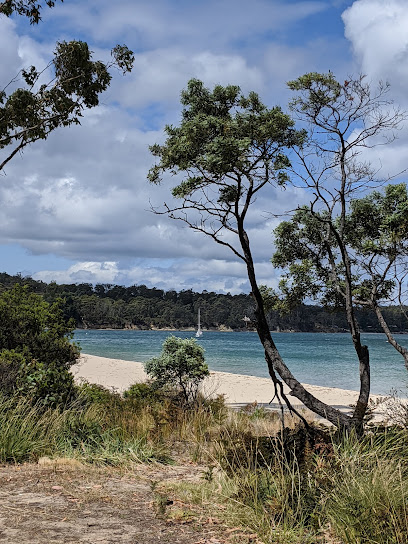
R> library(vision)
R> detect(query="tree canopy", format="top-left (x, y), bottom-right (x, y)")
top-left (148, 79), bottom-right (304, 260)
top-left (1, 1), bottom-right (134, 173)
top-left (1, 40), bottom-right (134, 172)
top-left (273, 182), bottom-right (408, 368)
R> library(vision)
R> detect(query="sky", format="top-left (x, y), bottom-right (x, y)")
top-left (1, 0), bottom-right (408, 294)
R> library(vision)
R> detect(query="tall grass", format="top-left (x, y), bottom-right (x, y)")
top-left (3, 383), bottom-right (408, 543)
top-left (324, 430), bottom-right (408, 544)
top-left (0, 384), bottom-right (229, 466)
top-left (0, 396), bottom-right (61, 463)
top-left (0, 394), bottom-right (169, 465)
top-left (169, 413), bottom-right (408, 544)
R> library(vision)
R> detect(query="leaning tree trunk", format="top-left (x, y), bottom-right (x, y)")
top-left (239, 227), bottom-right (365, 432)
top-left (374, 304), bottom-right (408, 370)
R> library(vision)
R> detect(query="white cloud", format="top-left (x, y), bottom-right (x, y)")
top-left (343, 1), bottom-right (408, 97)
top-left (114, 49), bottom-right (264, 110)
top-left (33, 257), bottom-right (281, 294)
top-left (47, 0), bottom-right (328, 50)
top-left (1, 0), bottom-right (369, 293)
top-left (340, 1), bottom-right (408, 180)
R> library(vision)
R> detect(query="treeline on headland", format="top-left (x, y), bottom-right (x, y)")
top-left (1, 272), bottom-right (407, 332)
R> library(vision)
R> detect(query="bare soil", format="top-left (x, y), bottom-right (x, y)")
top-left (0, 460), bottom-right (257, 544)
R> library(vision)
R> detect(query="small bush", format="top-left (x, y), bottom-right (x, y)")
top-left (0, 349), bottom-right (25, 396)
top-left (78, 382), bottom-right (121, 406)
top-left (144, 336), bottom-right (209, 405)
top-left (16, 359), bottom-right (77, 407)
top-left (123, 381), bottom-right (164, 403)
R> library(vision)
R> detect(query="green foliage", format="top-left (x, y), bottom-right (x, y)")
top-left (148, 78), bottom-right (304, 202)
top-left (0, 284), bottom-right (80, 406)
top-left (1, 39), bottom-right (133, 171)
top-left (111, 44), bottom-right (135, 74)
top-left (0, 0), bottom-right (62, 24)
top-left (345, 183), bottom-right (408, 256)
top-left (144, 336), bottom-right (209, 404)
top-left (16, 358), bottom-right (77, 407)
top-left (272, 206), bottom-right (340, 309)
top-left (287, 71), bottom-right (342, 112)
top-left (258, 285), bottom-right (280, 313)
top-left (123, 381), bottom-right (164, 403)
top-left (272, 184), bottom-right (408, 314)
top-left (0, 349), bottom-right (25, 396)
top-left (77, 381), bottom-right (121, 406)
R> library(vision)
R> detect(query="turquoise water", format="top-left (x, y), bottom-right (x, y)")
top-left (73, 330), bottom-right (408, 395)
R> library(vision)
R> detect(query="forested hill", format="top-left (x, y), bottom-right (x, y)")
top-left (1, 272), bottom-right (407, 332)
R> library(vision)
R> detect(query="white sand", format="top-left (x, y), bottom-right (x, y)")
top-left (72, 353), bottom-right (389, 421)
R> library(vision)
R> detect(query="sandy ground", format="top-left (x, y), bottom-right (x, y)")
top-left (72, 354), bottom-right (389, 421)
top-left (0, 461), bottom-right (240, 544)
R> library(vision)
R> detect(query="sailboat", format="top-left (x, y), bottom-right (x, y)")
top-left (196, 308), bottom-right (203, 337)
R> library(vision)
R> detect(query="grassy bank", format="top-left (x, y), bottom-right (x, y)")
top-left (2, 385), bottom-right (408, 543)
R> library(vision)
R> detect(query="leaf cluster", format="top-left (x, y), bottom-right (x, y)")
top-left (272, 207), bottom-right (338, 309)
top-left (1, 40), bottom-right (134, 171)
top-left (144, 335), bottom-right (209, 404)
top-left (272, 183), bottom-right (408, 310)
top-left (0, 0), bottom-right (62, 24)
top-left (344, 183), bottom-right (408, 257)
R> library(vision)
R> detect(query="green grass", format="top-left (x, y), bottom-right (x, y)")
top-left (0, 394), bottom-right (170, 465)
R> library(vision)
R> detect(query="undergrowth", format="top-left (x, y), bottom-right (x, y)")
top-left (2, 382), bottom-right (408, 543)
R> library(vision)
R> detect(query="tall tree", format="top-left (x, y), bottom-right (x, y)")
top-left (273, 182), bottom-right (408, 369)
top-left (148, 78), bottom-right (365, 431)
top-left (275, 72), bottom-right (406, 421)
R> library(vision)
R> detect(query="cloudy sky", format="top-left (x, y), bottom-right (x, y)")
top-left (1, 0), bottom-right (408, 294)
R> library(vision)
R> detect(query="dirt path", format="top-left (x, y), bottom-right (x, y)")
top-left (0, 460), bottom-right (249, 544)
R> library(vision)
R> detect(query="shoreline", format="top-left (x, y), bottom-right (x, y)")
top-left (72, 353), bottom-right (391, 422)
top-left (76, 328), bottom-right (408, 334)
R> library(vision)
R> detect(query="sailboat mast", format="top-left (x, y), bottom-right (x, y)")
top-left (196, 307), bottom-right (202, 337)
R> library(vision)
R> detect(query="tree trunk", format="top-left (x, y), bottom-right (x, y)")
top-left (238, 227), bottom-right (356, 431)
top-left (374, 304), bottom-right (408, 370)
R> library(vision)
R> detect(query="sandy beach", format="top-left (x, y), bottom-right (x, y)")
top-left (72, 353), bottom-right (389, 421)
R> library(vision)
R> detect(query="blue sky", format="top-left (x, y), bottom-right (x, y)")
top-left (1, 0), bottom-right (408, 293)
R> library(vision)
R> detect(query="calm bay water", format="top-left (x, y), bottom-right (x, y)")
top-left (74, 330), bottom-right (408, 395)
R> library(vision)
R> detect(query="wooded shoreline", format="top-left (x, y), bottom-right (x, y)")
top-left (2, 272), bottom-right (408, 333)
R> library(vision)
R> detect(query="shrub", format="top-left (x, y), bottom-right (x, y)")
top-left (123, 381), bottom-right (164, 403)
top-left (78, 382), bottom-right (121, 406)
top-left (144, 336), bottom-right (209, 405)
top-left (0, 284), bottom-right (80, 407)
top-left (15, 358), bottom-right (77, 407)
top-left (0, 349), bottom-right (25, 396)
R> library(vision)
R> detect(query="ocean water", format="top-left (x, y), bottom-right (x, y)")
top-left (73, 330), bottom-right (408, 395)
